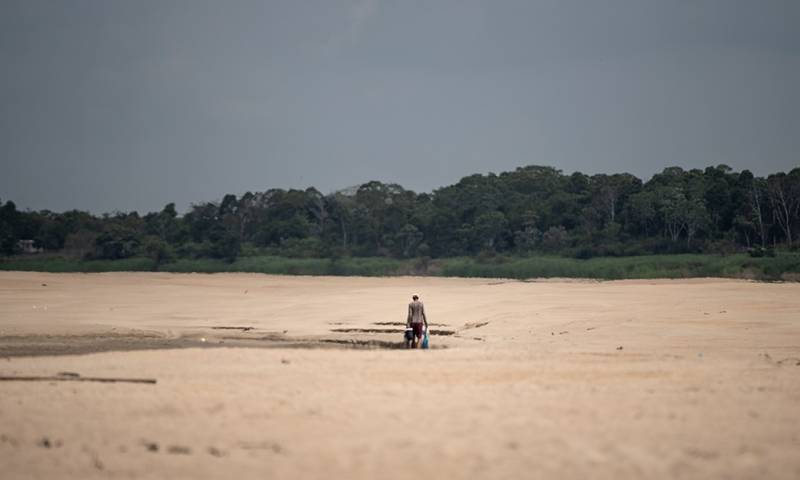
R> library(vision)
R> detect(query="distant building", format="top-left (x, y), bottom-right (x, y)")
top-left (17, 239), bottom-right (43, 254)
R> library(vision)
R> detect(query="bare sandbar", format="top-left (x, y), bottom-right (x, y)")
top-left (1, 272), bottom-right (799, 479)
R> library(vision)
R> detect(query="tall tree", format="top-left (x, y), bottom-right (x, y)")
top-left (766, 170), bottom-right (800, 245)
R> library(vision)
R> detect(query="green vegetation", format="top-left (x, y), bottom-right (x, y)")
top-left (0, 255), bottom-right (154, 273)
top-left (2, 164), bottom-right (800, 281)
top-left (0, 254), bottom-right (416, 277)
top-left (3, 253), bottom-right (799, 281)
top-left (438, 253), bottom-right (800, 281)
top-left (165, 256), bottom-right (412, 276)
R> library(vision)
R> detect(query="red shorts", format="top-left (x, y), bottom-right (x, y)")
top-left (411, 323), bottom-right (425, 338)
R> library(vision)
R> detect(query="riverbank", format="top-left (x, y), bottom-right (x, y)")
top-left (2, 252), bottom-right (800, 281)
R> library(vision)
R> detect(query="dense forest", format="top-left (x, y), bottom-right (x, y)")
top-left (2, 165), bottom-right (799, 265)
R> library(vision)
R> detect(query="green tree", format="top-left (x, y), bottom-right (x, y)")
top-left (394, 223), bottom-right (424, 258)
top-left (142, 235), bottom-right (173, 269)
top-left (0, 200), bottom-right (21, 254)
top-left (95, 224), bottom-right (140, 260)
top-left (766, 169), bottom-right (800, 245)
top-left (474, 211), bottom-right (508, 250)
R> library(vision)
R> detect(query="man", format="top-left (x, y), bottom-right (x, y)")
top-left (406, 294), bottom-right (428, 349)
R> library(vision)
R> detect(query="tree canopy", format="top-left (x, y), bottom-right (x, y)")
top-left (2, 164), bottom-right (799, 261)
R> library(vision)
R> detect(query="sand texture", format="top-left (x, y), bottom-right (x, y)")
top-left (1, 271), bottom-right (799, 479)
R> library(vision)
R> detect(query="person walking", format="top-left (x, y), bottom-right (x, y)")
top-left (406, 294), bottom-right (428, 349)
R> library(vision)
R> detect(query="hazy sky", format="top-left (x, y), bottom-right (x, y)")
top-left (1, 0), bottom-right (799, 213)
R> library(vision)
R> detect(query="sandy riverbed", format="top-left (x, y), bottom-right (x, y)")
top-left (1, 271), bottom-right (799, 479)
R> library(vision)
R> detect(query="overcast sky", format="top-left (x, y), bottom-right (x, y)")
top-left (1, 0), bottom-right (798, 213)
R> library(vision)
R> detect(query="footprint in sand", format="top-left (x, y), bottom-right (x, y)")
top-left (207, 446), bottom-right (226, 457)
top-left (167, 445), bottom-right (192, 455)
top-left (463, 321), bottom-right (489, 329)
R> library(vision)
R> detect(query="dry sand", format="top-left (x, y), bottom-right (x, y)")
top-left (1, 271), bottom-right (799, 479)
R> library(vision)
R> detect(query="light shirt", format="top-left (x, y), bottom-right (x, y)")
top-left (408, 300), bottom-right (426, 324)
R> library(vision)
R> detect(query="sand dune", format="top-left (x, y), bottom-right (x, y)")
top-left (1, 272), bottom-right (799, 479)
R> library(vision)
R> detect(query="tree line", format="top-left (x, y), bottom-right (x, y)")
top-left (2, 165), bottom-right (799, 264)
